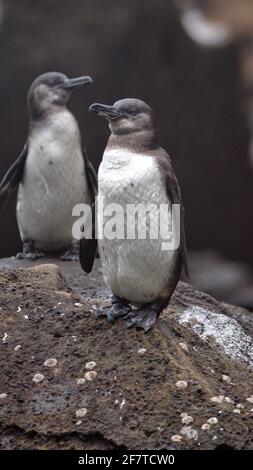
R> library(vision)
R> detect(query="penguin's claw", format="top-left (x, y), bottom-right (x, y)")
top-left (96, 303), bottom-right (132, 323)
top-left (126, 308), bottom-right (159, 332)
top-left (16, 250), bottom-right (46, 260)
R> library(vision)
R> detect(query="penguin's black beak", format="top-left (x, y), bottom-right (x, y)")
top-left (89, 103), bottom-right (123, 119)
top-left (64, 76), bottom-right (93, 90)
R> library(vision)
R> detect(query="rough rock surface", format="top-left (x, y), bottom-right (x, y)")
top-left (0, 258), bottom-right (253, 450)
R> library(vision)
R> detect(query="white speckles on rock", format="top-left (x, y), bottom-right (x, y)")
top-left (179, 342), bottom-right (188, 353)
top-left (246, 396), bottom-right (253, 404)
top-left (222, 374), bottom-right (232, 384)
top-left (179, 306), bottom-right (253, 366)
top-left (85, 371), bottom-right (97, 381)
top-left (74, 303), bottom-right (83, 308)
top-left (175, 380), bottom-right (188, 389)
top-left (224, 397), bottom-right (234, 405)
top-left (180, 412), bottom-right (188, 418)
top-left (2, 332), bottom-right (8, 343)
top-left (85, 361), bottom-right (96, 370)
top-left (17, 306), bottom-right (22, 313)
top-left (76, 378), bottom-right (86, 385)
top-left (32, 373), bottom-right (45, 383)
top-left (120, 398), bottom-right (126, 409)
top-left (75, 408), bottom-right (87, 418)
top-left (44, 358), bottom-right (57, 368)
top-left (138, 348), bottom-right (147, 355)
top-left (171, 435), bottom-right (182, 443)
top-left (236, 403), bottom-right (244, 409)
top-left (182, 415), bottom-right (193, 425)
top-left (76, 420), bottom-right (82, 426)
top-left (180, 426), bottom-right (198, 440)
top-left (207, 417), bottom-right (218, 425)
top-left (0, 393), bottom-right (7, 399)
top-left (23, 315), bottom-right (29, 320)
top-left (201, 423), bottom-right (210, 431)
top-left (14, 345), bottom-right (21, 351)
top-left (233, 409), bottom-right (241, 414)
top-left (210, 395), bottom-right (224, 404)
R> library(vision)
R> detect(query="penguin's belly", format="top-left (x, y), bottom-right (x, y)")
top-left (98, 149), bottom-right (177, 304)
top-left (17, 122), bottom-right (89, 250)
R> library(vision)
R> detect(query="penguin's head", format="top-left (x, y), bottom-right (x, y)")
top-left (89, 98), bottom-right (156, 135)
top-left (28, 72), bottom-right (93, 119)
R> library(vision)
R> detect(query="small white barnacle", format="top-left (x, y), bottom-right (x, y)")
top-left (85, 361), bottom-right (96, 370)
top-left (207, 417), bottom-right (218, 425)
top-left (175, 380), bottom-right (188, 389)
top-left (171, 435), bottom-right (182, 443)
top-left (75, 408), bottom-right (87, 418)
top-left (85, 370), bottom-right (97, 381)
top-left (44, 358), bottom-right (57, 368)
top-left (32, 373), bottom-right (44, 383)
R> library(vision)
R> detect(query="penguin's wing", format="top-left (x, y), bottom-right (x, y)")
top-left (79, 201), bottom-right (97, 273)
top-left (0, 143), bottom-right (28, 212)
top-left (82, 147), bottom-right (98, 202)
top-left (156, 148), bottom-right (189, 278)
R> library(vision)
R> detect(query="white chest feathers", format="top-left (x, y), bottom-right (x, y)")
top-left (98, 148), bottom-right (178, 304)
top-left (17, 110), bottom-right (89, 250)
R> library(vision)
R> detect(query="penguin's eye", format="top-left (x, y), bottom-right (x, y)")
top-left (128, 109), bottom-right (138, 116)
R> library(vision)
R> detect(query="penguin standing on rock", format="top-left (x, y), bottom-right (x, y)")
top-left (0, 72), bottom-right (97, 260)
top-left (80, 98), bottom-right (188, 332)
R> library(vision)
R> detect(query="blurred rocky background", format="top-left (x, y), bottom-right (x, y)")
top-left (0, 0), bottom-right (253, 308)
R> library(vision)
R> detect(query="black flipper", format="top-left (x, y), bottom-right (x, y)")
top-left (0, 144), bottom-right (28, 212)
top-left (156, 148), bottom-right (189, 278)
top-left (79, 201), bottom-right (97, 273)
top-left (82, 146), bottom-right (98, 202)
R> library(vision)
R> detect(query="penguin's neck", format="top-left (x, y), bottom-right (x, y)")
top-left (107, 129), bottom-right (159, 154)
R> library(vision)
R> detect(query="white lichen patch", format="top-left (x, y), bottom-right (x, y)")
top-left (84, 371), bottom-right (97, 381)
top-left (75, 408), bottom-right (87, 418)
top-left (85, 361), bottom-right (96, 370)
top-left (76, 378), bottom-right (86, 385)
top-left (32, 373), bottom-right (45, 383)
top-left (233, 409), bottom-right (241, 414)
top-left (138, 348), bottom-right (147, 355)
top-left (179, 306), bottom-right (253, 366)
top-left (44, 358), bottom-right (57, 368)
top-left (171, 435), bottom-right (182, 443)
top-left (0, 393), bottom-right (7, 399)
top-left (207, 417), bottom-right (218, 425)
top-left (175, 380), bottom-right (188, 389)
top-left (180, 426), bottom-right (198, 440)
top-left (180, 412), bottom-right (188, 418)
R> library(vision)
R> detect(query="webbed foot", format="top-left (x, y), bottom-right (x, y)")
top-left (125, 305), bottom-right (160, 332)
top-left (96, 296), bottom-right (132, 323)
top-left (16, 241), bottom-right (46, 260)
